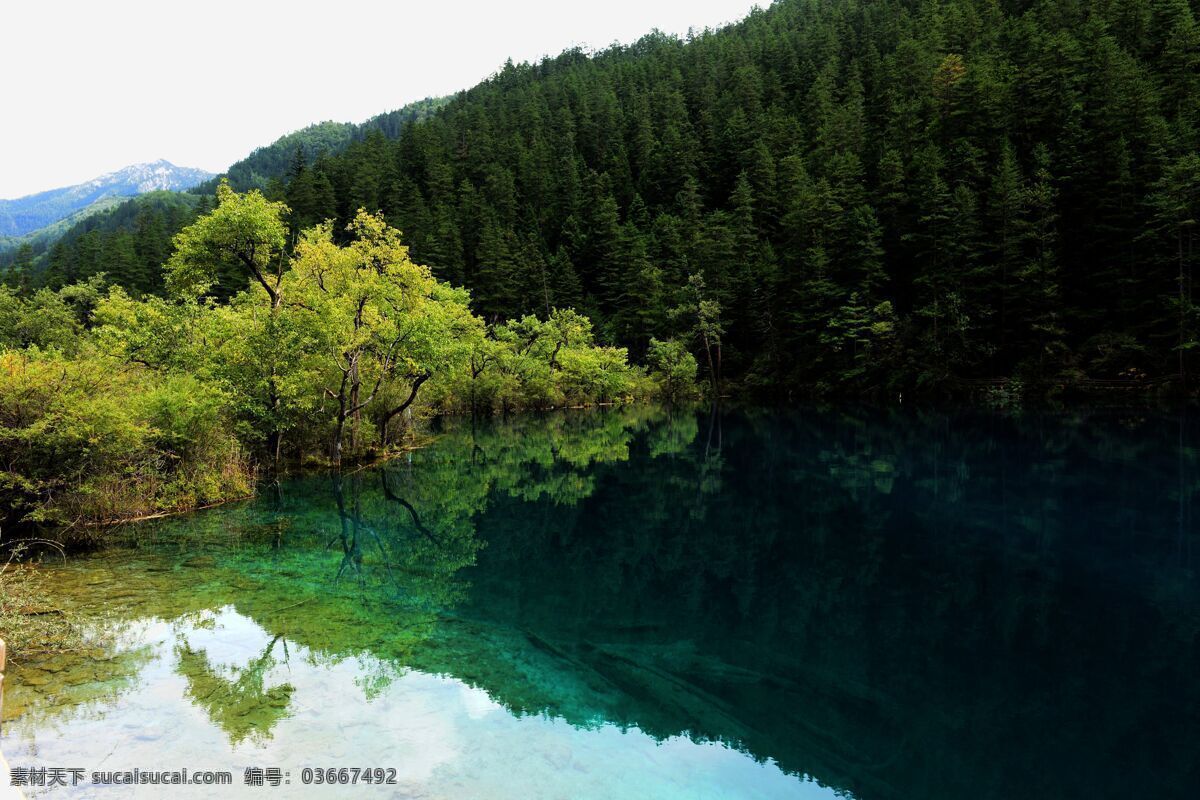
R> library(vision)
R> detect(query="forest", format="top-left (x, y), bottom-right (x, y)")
top-left (6, 0), bottom-right (1200, 399)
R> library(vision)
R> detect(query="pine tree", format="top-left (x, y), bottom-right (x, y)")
top-left (1147, 153), bottom-right (1200, 385)
top-left (1015, 145), bottom-right (1066, 379)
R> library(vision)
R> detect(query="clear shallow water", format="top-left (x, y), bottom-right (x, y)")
top-left (3, 407), bottom-right (1199, 799)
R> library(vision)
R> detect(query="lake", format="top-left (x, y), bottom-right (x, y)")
top-left (3, 406), bottom-right (1198, 798)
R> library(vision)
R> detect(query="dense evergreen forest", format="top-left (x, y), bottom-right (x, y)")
top-left (6, 0), bottom-right (1200, 397)
top-left (34, 192), bottom-right (204, 293)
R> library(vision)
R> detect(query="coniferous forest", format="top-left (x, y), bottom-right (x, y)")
top-left (7, 0), bottom-right (1200, 397)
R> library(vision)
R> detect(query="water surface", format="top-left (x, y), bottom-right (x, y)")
top-left (4, 407), bottom-right (1199, 798)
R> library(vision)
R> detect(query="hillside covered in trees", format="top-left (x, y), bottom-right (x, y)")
top-left (7, 0), bottom-right (1200, 397)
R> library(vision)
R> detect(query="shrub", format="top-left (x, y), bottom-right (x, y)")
top-left (0, 349), bottom-right (251, 529)
top-left (647, 338), bottom-right (699, 402)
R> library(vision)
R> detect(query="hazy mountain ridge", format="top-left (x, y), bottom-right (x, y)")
top-left (0, 160), bottom-right (213, 237)
top-left (0, 195), bottom-right (127, 255)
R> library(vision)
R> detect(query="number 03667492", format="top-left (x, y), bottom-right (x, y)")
top-left (300, 767), bottom-right (398, 785)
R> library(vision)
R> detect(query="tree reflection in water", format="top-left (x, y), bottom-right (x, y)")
top-left (175, 632), bottom-right (294, 745)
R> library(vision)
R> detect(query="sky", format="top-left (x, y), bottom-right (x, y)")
top-left (0, 0), bottom-right (763, 199)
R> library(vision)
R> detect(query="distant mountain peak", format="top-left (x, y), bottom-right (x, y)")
top-left (0, 161), bottom-right (214, 237)
top-left (84, 160), bottom-right (211, 194)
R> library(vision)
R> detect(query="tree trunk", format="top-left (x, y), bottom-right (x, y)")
top-left (1180, 228), bottom-right (1186, 386)
top-left (332, 418), bottom-right (345, 464)
top-left (701, 332), bottom-right (718, 396)
top-left (331, 370), bottom-right (350, 465)
top-left (715, 342), bottom-right (723, 396)
top-left (379, 372), bottom-right (432, 446)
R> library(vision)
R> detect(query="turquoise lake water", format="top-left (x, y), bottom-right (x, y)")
top-left (3, 407), bottom-right (1198, 798)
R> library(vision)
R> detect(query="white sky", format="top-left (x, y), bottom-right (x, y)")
top-left (0, 0), bottom-right (763, 199)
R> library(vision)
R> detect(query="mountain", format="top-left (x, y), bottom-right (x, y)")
top-left (0, 160), bottom-right (213, 238)
top-left (11, 0), bottom-right (1200, 395)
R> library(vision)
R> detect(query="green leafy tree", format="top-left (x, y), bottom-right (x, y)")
top-left (647, 338), bottom-right (699, 402)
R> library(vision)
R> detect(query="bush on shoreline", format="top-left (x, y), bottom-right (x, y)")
top-left (0, 349), bottom-right (253, 530)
